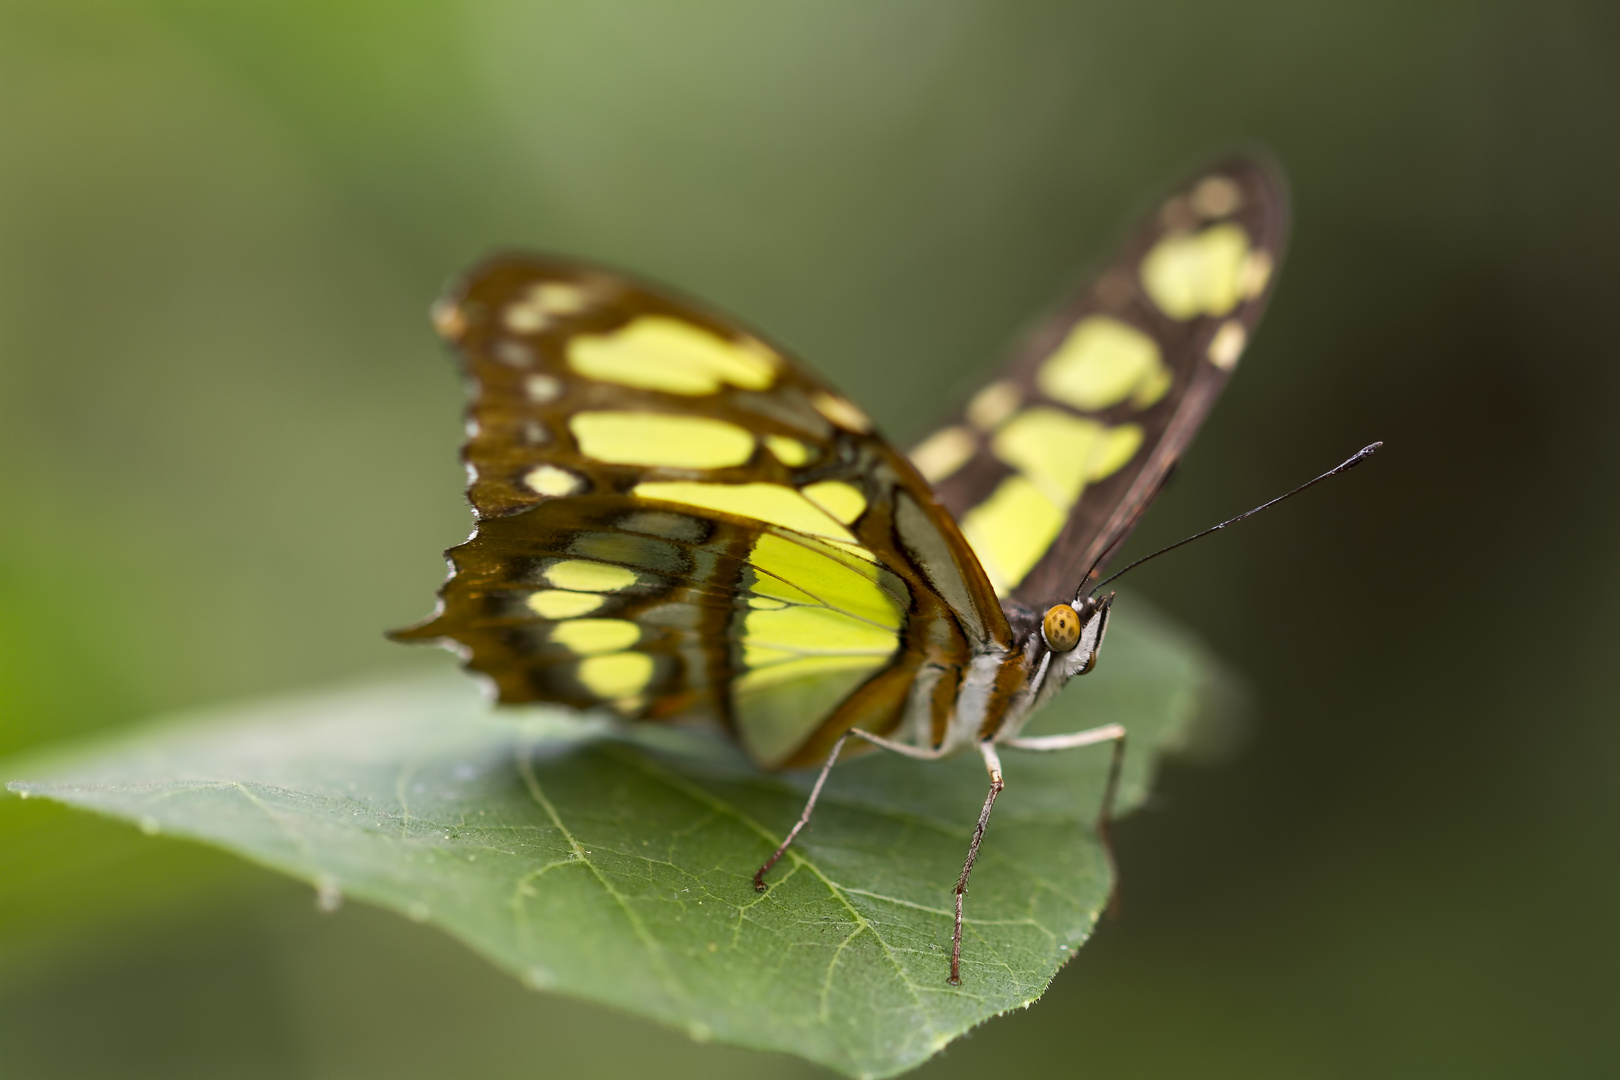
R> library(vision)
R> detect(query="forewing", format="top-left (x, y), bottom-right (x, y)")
top-left (907, 158), bottom-right (1290, 606)
top-left (392, 255), bottom-right (1009, 768)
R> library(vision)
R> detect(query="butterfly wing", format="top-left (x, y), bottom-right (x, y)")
top-left (908, 158), bottom-right (1290, 607)
top-left (392, 255), bottom-right (1010, 769)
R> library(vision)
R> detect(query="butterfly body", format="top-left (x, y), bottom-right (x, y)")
top-left (393, 158), bottom-right (1288, 980)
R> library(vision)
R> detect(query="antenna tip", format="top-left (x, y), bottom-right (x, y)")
top-left (1342, 441), bottom-right (1383, 469)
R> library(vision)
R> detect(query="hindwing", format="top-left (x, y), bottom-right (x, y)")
top-left (908, 159), bottom-right (1289, 605)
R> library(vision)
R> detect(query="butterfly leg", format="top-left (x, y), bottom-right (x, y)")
top-left (753, 730), bottom-right (852, 892)
top-left (1001, 724), bottom-right (1128, 909)
top-left (947, 740), bottom-right (1008, 985)
top-left (753, 729), bottom-right (948, 892)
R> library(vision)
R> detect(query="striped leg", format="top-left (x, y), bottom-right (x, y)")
top-left (948, 740), bottom-right (1006, 985)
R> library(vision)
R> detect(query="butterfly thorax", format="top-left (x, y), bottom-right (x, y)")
top-left (884, 593), bottom-right (1111, 759)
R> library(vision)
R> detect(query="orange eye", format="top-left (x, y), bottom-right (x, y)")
top-left (1042, 604), bottom-right (1081, 652)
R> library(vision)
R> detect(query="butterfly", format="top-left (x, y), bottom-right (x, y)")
top-left (392, 158), bottom-right (1288, 985)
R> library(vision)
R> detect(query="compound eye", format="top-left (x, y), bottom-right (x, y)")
top-left (1042, 604), bottom-right (1081, 652)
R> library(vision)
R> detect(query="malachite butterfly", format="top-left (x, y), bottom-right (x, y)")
top-left (393, 158), bottom-right (1289, 984)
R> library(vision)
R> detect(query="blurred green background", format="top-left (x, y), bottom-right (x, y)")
top-left (2, 1), bottom-right (1616, 1076)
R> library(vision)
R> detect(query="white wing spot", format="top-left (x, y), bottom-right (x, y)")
top-left (492, 339), bottom-right (533, 367)
top-left (810, 391), bottom-right (872, 433)
top-left (503, 304), bottom-right (549, 334)
top-left (525, 374), bottom-right (563, 403)
top-left (527, 281), bottom-right (592, 315)
top-left (524, 465), bottom-right (584, 497)
top-left (909, 425), bottom-right (976, 483)
top-left (503, 281), bottom-right (596, 335)
top-left (1191, 175), bottom-right (1242, 218)
top-left (1207, 321), bottom-right (1247, 369)
top-left (967, 381), bottom-right (1020, 432)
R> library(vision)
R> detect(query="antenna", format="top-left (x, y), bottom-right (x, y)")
top-left (1086, 442), bottom-right (1382, 596)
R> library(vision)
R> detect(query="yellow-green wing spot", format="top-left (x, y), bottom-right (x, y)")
top-left (527, 590), bottom-right (606, 618)
top-left (531, 593), bottom-right (659, 706)
top-left (800, 480), bottom-right (867, 524)
top-left (1037, 316), bottom-right (1171, 411)
top-left (962, 409), bottom-right (1143, 595)
top-left (959, 477), bottom-right (1066, 596)
top-left (577, 651), bottom-right (655, 699)
top-left (527, 558), bottom-right (640, 620)
top-left (631, 481), bottom-right (859, 544)
top-left (568, 315), bottom-right (777, 395)
top-left (545, 560), bottom-right (639, 591)
top-left (1139, 222), bottom-right (1257, 320)
top-left (763, 434), bottom-right (814, 466)
top-left (732, 532), bottom-right (907, 767)
top-left (991, 409), bottom-right (1142, 506)
top-left (550, 618), bottom-right (641, 655)
top-left (569, 411), bottom-right (756, 469)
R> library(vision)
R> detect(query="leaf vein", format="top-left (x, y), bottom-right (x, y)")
top-left (515, 741), bottom-right (688, 1007)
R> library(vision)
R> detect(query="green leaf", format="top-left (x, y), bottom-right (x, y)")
top-left (6, 601), bottom-right (1218, 1079)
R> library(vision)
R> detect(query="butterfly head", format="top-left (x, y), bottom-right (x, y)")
top-left (1041, 593), bottom-right (1113, 678)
